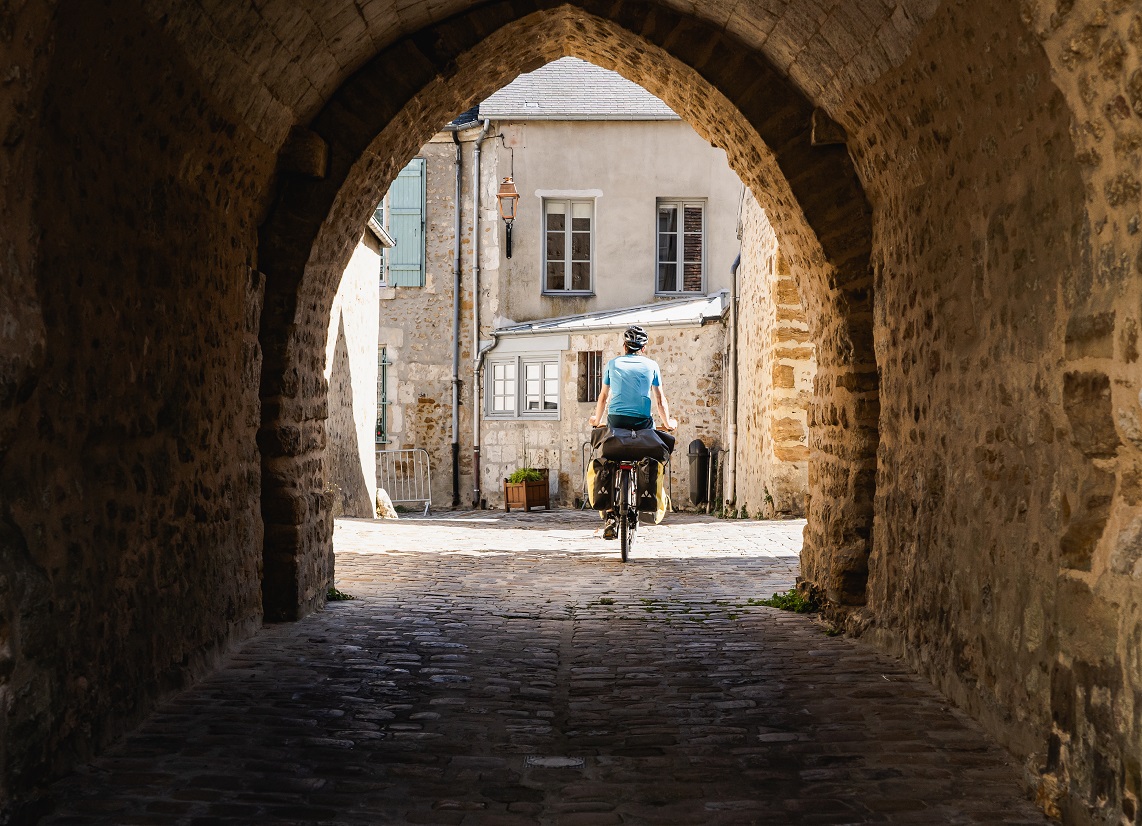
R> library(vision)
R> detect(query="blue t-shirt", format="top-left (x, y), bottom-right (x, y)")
top-left (603, 354), bottom-right (661, 419)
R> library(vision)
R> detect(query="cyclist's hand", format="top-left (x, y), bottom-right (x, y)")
top-left (589, 413), bottom-right (600, 427)
top-left (665, 417), bottom-right (678, 431)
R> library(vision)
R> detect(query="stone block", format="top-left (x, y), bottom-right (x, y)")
top-left (1059, 466), bottom-right (1116, 571)
top-left (1063, 372), bottom-right (1121, 457)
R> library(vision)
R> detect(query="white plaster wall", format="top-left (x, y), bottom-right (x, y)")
top-left (324, 230), bottom-right (380, 515)
top-left (490, 119), bottom-right (743, 324)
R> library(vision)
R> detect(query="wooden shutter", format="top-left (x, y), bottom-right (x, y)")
top-left (388, 158), bottom-right (426, 287)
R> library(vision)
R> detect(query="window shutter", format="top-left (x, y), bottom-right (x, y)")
top-left (388, 158), bottom-right (426, 287)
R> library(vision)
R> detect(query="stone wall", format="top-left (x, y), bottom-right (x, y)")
top-left (324, 231), bottom-right (380, 518)
top-left (0, 2), bottom-right (272, 817)
top-left (375, 131), bottom-right (495, 509)
top-left (732, 195), bottom-right (814, 518)
top-left (827, 1), bottom-right (1142, 819)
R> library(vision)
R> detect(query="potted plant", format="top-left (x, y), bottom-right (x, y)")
top-left (504, 467), bottom-right (550, 512)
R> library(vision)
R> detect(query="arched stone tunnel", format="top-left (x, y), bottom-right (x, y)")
top-left (0, 0), bottom-right (1139, 822)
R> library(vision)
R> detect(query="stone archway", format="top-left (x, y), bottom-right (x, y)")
top-left (3, 0), bottom-right (1140, 819)
top-left (256, 0), bottom-right (878, 622)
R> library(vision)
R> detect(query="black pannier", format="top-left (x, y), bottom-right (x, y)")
top-left (590, 426), bottom-right (675, 464)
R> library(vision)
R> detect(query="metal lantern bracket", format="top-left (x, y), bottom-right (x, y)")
top-left (492, 136), bottom-right (519, 258)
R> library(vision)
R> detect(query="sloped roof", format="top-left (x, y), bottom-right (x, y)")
top-left (480, 57), bottom-right (680, 121)
top-left (494, 291), bottom-right (728, 337)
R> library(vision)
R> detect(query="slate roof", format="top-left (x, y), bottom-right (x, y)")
top-left (479, 57), bottom-right (680, 121)
top-left (494, 291), bottom-right (729, 337)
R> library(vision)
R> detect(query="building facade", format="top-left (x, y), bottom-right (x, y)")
top-left (328, 58), bottom-right (811, 512)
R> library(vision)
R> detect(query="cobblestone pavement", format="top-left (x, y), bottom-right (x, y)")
top-left (42, 511), bottom-right (1051, 825)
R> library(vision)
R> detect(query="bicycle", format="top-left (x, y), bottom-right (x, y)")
top-left (610, 458), bottom-right (643, 563)
top-left (593, 422), bottom-right (671, 564)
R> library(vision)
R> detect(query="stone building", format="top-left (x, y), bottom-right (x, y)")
top-left (4, 1), bottom-right (1142, 821)
top-left (362, 58), bottom-right (785, 510)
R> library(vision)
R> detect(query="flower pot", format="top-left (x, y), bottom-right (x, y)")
top-left (504, 468), bottom-right (550, 512)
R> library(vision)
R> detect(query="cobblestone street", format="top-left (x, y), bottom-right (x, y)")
top-left (42, 512), bottom-right (1050, 825)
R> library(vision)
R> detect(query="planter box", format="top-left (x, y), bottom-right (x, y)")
top-left (504, 469), bottom-right (550, 512)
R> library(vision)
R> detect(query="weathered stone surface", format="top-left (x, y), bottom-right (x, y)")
top-left (1064, 371), bottom-right (1121, 458)
top-left (38, 513), bottom-right (1047, 826)
top-left (733, 202), bottom-right (814, 519)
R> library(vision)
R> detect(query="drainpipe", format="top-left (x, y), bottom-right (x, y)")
top-left (450, 129), bottom-right (463, 507)
top-left (726, 253), bottom-right (741, 511)
top-left (472, 118), bottom-right (492, 508)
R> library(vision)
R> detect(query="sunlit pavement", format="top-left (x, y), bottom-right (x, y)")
top-left (42, 511), bottom-right (1049, 824)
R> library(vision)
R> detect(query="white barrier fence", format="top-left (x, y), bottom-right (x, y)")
top-left (377, 448), bottom-right (432, 516)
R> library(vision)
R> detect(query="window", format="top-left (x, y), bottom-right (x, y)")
top-left (489, 360), bottom-right (517, 415)
top-left (486, 355), bottom-right (560, 418)
top-left (376, 346), bottom-right (392, 445)
top-left (577, 351), bottom-right (603, 403)
top-left (544, 199), bottom-right (593, 293)
top-left (388, 158), bottom-right (426, 287)
top-left (657, 200), bottom-right (705, 294)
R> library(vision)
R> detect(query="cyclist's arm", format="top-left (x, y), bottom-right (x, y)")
top-left (589, 384), bottom-right (610, 427)
top-left (652, 385), bottom-right (678, 430)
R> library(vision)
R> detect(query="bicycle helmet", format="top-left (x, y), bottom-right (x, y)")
top-left (623, 325), bottom-right (649, 351)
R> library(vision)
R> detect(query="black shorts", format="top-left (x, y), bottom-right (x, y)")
top-left (607, 413), bottom-right (654, 431)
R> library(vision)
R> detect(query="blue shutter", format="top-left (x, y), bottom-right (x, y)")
top-left (388, 158), bottom-right (426, 287)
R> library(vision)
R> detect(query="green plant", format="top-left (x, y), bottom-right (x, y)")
top-left (507, 467), bottom-right (543, 484)
top-left (597, 597), bottom-right (615, 605)
top-left (756, 589), bottom-right (818, 613)
top-left (763, 486), bottom-right (775, 508)
top-left (327, 586), bottom-right (355, 601)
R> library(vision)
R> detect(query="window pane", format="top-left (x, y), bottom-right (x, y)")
top-left (684, 231), bottom-right (702, 264)
top-left (658, 232), bottom-right (677, 263)
top-left (658, 262), bottom-right (677, 293)
top-left (571, 201), bottom-right (591, 220)
top-left (571, 262), bottom-right (591, 291)
top-left (543, 363), bottom-right (559, 380)
top-left (545, 201), bottom-right (566, 232)
top-left (546, 261), bottom-right (565, 291)
top-left (571, 231), bottom-right (590, 260)
top-left (546, 231), bottom-right (565, 261)
top-left (658, 205), bottom-right (678, 232)
top-left (683, 260), bottom-right (703, 292)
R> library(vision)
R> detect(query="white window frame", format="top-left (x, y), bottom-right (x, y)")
top-left (655, 199), bottom-right (706, 295)
top-left (485, 353), bottom-right (561, 420)
top-left (374, 197), bottom-right (388, 286)
top-left (541, 198), bottom-right (595, 296)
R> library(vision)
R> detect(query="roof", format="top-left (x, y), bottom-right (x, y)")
top-left (480, 57), bottom-right (680, 121)
top-left (447, 105), bottom-right (481, 129)
top-left (494, 291), bottom-right (729, 337)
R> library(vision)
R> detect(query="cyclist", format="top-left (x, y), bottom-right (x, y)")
top-left (588, 325), bottom-right (677, 538)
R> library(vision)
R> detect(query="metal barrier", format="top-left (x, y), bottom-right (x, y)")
top-left (377, 448), bottom-right (432, 516)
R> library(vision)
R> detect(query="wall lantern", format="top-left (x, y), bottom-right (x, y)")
top-left (496, 176), bottom-right (520, 258)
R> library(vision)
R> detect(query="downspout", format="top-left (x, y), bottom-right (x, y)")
top-left (450, 129), bottom-right (462, 507)
top-left (472, 118), bottom-right (492, 507)
top-left (727, 253), bottom-right (741, 512)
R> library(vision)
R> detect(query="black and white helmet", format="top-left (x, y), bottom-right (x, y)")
top-left (623, 325), bottom-right (649, 351)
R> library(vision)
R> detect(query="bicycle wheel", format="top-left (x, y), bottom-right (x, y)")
top-left (619, 467), bottom-right (635, 562)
